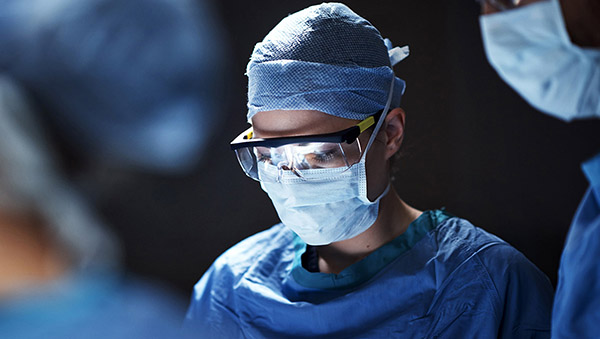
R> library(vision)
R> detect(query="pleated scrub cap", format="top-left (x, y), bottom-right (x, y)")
top-left (246, 2), bottom-right (409, 122)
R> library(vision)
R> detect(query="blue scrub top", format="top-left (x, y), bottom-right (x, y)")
top-left (0, 272), bottom-right (186, 339)
top-left (553, 152), bottom-right (600, 338)
top-left (185, 210), bottom-right (554, 338)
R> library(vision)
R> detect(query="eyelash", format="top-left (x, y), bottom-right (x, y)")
top-left (255, 148), bottom-right (340, 165)
top-left (257, 154), bottom-right (272, 163)
top-left (313, 150), bottom-right (337, 162)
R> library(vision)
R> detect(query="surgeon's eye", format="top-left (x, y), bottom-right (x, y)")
top-left (257, 154), bottom-right (272, 164)
top-left (313, 150), bottom-right (337, 162)
top-left (307, 147), bottom-right (343, 167)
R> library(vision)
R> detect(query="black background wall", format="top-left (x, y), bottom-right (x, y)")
top-left (93, 0), bottom-right (600, 297)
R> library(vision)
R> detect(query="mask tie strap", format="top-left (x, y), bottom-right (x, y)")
top-left (362, 39), bottom-right (408, 157)
top-left (362, 76), bottom-right (395, 157)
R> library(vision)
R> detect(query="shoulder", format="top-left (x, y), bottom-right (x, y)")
top-left (432, 215), bottom-right (507, 263)
top-left (190, 223), bottom-right (294, 301)
top-left (432, 215), bottom-right (552, 296)
top-left (212, 223), bottom-right (294, 275)
top-left (429, 215), bottom-right (553, 334)
top-left (436, 217), bottom-right (553, 310)
top-left (184, 223), bottom-right (295, 334)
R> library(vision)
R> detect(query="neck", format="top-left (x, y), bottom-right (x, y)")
top-left (0, 210), bottom-right (69, 298)
top-left (316, 187), bottom-right (421, 274)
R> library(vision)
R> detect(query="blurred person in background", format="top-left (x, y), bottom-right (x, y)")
top-left (184, 3), bottom-right (554, 337)
top-left (478, 0), bottom-right (599, 337)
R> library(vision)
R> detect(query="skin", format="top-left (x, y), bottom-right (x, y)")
top-left (0, 209), bottom-right (68, 298)
top-left (481, 0), bottom-right (600, 47)
top-left (252, 109), bottom-right (422, 274)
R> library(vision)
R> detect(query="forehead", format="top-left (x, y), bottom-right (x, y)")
top-left (251, 110), bottom-right (360, 138)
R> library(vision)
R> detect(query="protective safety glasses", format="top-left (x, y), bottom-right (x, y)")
top-left (230, 111), bottom-right (382, 182)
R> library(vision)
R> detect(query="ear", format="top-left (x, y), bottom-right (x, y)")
top-left (383, 107), bottom-right (405, 160)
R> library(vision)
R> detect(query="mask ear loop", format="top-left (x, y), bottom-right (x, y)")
top-left (361, 76), bottom-right (395, 161)
top-left (356, 76), bottom-right (395, 202)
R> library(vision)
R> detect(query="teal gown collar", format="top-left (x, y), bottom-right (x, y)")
top-left (289, 209), bottom-right (452, 290)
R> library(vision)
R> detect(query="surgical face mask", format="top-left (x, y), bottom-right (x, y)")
top-left (480, 0), bottom-right (600, 121)
top-left (259, 156), bottom-right (391, 246)
top-left (257, 80), bottom-right (395, 246)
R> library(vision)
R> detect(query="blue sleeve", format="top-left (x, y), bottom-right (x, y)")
top-left (182, 264), bottom-right (245, 338)
top-left (478, 244), bottom-right (554, 339)
top-left (552, 186), bottom-right (600, 338)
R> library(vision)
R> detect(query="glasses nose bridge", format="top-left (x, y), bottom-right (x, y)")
top-left (274, 145), bottom-right (291, 182)
top-left (275, 145), bottom-right (293, 169)
top-left (274, 145), bottom-right (305, 181)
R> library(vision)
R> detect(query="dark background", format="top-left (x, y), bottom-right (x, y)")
top-left (91, 0), bottom-right (600, 298)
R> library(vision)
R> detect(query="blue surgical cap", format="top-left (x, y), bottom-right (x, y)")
top-left (247, 2), bottom-right (408, 122)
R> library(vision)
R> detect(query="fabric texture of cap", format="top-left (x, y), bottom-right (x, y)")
top-left (246, 2), bottom-right (408, 122)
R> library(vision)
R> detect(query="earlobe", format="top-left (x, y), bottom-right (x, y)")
top-left (384, 108), bottom-right (405, 159)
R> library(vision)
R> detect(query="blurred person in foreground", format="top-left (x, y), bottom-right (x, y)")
top-left (478, 0), bottom-right (599, 337)
top-left (0, 0), bottom-right (225, 336)
top-left (184, 3), bottom-right (553, 337)
top-left (0, 75), bottom-right (185, 338)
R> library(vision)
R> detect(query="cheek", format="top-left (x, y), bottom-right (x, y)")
top-left (482, 2), bottom-right (499, 14)
top-left (365, 143), bottom-right (390, 201)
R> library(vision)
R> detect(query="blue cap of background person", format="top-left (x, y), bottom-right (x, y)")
top-left (246, 2), bottom-right (409, 122)
top-left (0, 0), bottom-right (226, 172)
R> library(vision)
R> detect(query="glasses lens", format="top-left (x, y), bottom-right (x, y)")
top-left (234, 148), bottom-right (259, 180)
top-left (296, 141), bottom-right (362, 169)
top-left (234, 140), bottom-right (363, 182)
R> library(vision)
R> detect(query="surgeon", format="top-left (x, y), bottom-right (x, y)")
top-left (184, 3), bottom-right (554, 337)
top-left (478, 0), bottom-right (600, 337)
